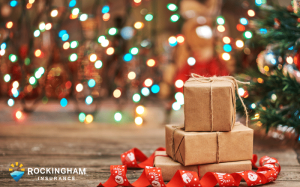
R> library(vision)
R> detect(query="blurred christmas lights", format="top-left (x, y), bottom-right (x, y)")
top-left (141, 87), bottom-right (150, 96)
top-left (134, 22), bottom-right (144, 29)
top-left (60, 98), bottom-right (68, 107)
top-left (144, 78), bottom-right (153, 87)
top-left (248, 9), bottom-right (255, 17)
top-left (175, 80), bottom-right (184, 88)
top-left (51, 10), bottom-right (58, 17)
top-left (151, 84), bottom-right (160, 94)
top-left (146, 59), bottom-right (155, 67)
top-left (167, 3), bottom-right (178, 12)
top-left (76, 83), bottom-right (83, 92)
top-left (132, 93), bottom-right (141, 103)
top-left (113, 89), bottom-right (121, 98)
top-left (170, 14), bottom-right (180, 22)
top-left (88, 79), bottom-right (96, 88)
top-left (136, 105), bottom-right (145, 115)
top-left (89, 54), bottom-right (97, 62)
top-left (128, 71), bottom-right (136, 80)
top-left (106, 47), bottom-right (115, 55)
top-left (85, 96), bottom-right (93, 105)
top-left (123, 53), bottom-right (133, 62)
top-left (94, 60), bottom-right (103, 69)
top-left (223, 36), bottom-right (231, 44)
top-left (187, 57), bottom-right (196, 66)
top-left (114, 112), bottom-right (122, 122)
top-left (8, 98), bottom-right (14, 107)
top-left (78, 112), bottom-right (86, 122)
top-left (236, 40), bottom-right (244, 48)
top-left (135, 117), bottom-right (143, 125)
top-left (85, 114), bottom-right (93, 124)
top-left (216, 16), bottom-right (225, 25)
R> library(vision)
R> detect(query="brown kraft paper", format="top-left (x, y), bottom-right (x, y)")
top-left (165, 122), bottom-right (253, 166)
top-left (154, 151), bottom-right (252, 181)
top-left (184, 77), bottom-right (236, 132)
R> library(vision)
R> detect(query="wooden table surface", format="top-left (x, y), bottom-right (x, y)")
top-left (0, 103), bottom-right (299, 186)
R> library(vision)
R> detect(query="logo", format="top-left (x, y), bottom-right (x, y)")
top-left (9, 162), bottom-right (25, 182)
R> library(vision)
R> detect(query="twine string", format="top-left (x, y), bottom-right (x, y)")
top-left (190, 73), bottom-right (250, 127)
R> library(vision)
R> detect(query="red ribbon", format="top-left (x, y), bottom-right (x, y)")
top-left (97, 148), bottom-right (280, 187)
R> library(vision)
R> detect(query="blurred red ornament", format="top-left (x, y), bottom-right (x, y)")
top-left (19, 45), bottom-right (28, 60)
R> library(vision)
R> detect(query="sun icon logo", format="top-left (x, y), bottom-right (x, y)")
top-left (9, 162), bottom-right (25, 182)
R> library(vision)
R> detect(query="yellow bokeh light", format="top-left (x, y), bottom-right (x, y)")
top-left (223, 36), bottom-right (231, 44)
top-left (85, 114), bottom-right (93, 124)
top-left (76, 83), bottom-right (83, 92)
top-left (6, 21), bottom-right (13, 29)
top-left (176, 35), bottom-right (185, 44)
top-left (144, 78), bottom-right (153, 87)
top-left (106, 47), bottom-right (114, 55)
top-left (135, 117), bottom-right (143, 126)
top-left (45, 23), bottom-right (52, 30)
top-left (103, 13), bottom-right (110, 21)
top-left (254, 113), bottom-right (260, 119)
top-left (128, 71), bottom-right (136, 80)
top-left (175, 79), bottom-right (184, 88)
top-left (146, 59), bottom-right (155, 67)
top-left (134, 22), bottom-right (144, 29)
top-left (257, 78), bottom-right (264, 84)
top-left (236, 40), bottom-right (244, 48)
top-left (286, 56), bottom-right (293, 64)
top-left (89, 54), bottom-right (97, 62)
top-left (16, 111), bottom-right (22, 119)
top-left (113, 89), bottom-right (121, 98)
top-left (51, 9), bottom-right (58, 17)
top-left (35, 49), bottom-right (42, 57)
top-left (29, 0), bottom-right (35, 3)
top-left (248, 9), bottom-right (255, 17)
top-left (264, 66), bottom-right (269, 72)
top-left (63, 42), bottom-right (70, 50)
top-left (136, 105), bottom-right (145, 115)
top-left (70, 14), bottom-right (78, 19)
top-left (134, 0), bottom-right (142, 3)
top-left (217, 25), bottom-right (225, 32)
top-left (222, 53), bottom-right (230, 61)
top-left (13, 81), bottom-right (19, 88)
top-left (26, 3), bottom-right (32, 9)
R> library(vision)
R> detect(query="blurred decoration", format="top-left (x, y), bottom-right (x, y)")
top-left (237, 0), bottom-right (300, 141)
top-left (1, 0), bottom-right (288, 127)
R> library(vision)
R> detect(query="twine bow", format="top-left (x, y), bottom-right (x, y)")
top-left (190, 73), bottom-right (250, 129)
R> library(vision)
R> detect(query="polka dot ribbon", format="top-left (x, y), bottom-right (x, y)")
top-left (97, 148), bottom-right (280, 187)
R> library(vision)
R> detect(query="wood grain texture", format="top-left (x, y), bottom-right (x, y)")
top-left (0, 118), bottom-right (299, 186)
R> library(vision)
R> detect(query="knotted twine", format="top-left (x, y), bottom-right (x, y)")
top-left (190, 73), bottom-right (250, 130)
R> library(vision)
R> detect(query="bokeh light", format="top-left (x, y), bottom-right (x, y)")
top-left (123, 53), bottom-right (133, 62)
top-left (106, 47), bottom-right (114, 55)
top-left (113, 89), bottom-right (121, 98)
top-left (134, 22), bottom-right (144, 29)
top-left (60, 98), bottom-right (68, 107)
top-left (248, 9), bottom-right (255, 17)
top-left (141, 87), bottom-right (150, 96)
top-left (95, 60), bottom-right (103, 69)
top-left (151, 84), bottom-right (160, 94)
top-left (78, 112), bottom-right (86, 122)
top-left (187, 57), bottom-right (196, 66)
top-left (128, 71), bottom-right (136, 80)
top-left (85, 96), bottom-right (93, 105)
top-left (172, 102), bottom-right (181, 111)
top-left (76, 83), bottom-right (83, 92)
top-left (236, 40), bottom-right (244, 48)
top-left (144, 78), bottom-right (153, 87)
top-left (147, 59), bottom-right (155, 67)
top-left (135, 117), bottom-right (143, 126)
top-left (85, 114), bottom-right (93, 124)
top-left (114, 112), bottom-right (122, 122)
top-left (8, 98), bottom-right (14, 107)
top-left (222, 53), bottom-right (231, 61)
top-left (88, 79), bottom-right (96, 88)
top-left (89, 54), bottom-right (97, 62)
top-left (136, 105), bottom-right (145, 115)
top-left (175, 80), bottom-right (184, 88)
top-left (132, 93), bottom-right (141, 103)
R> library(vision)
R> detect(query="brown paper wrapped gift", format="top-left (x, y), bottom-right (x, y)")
top-left (154, 151), bottom-right (251, 181)
top-left (165, 122), bottom-right (253, 166)
top-left (184, 75), bottom-right (249, 132)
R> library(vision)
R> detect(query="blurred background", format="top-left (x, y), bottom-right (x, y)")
top-left (0, 0), bottom-right (299, 145)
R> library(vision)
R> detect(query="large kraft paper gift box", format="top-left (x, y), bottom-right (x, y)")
top-left (154, 151), bottom-right (251, 181)
top-left (184, 76), bottom-right (236, 132)
top-left (165, 122), bottom-right (253, 166)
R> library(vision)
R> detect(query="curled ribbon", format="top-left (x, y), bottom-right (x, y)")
top-left (190, 73), bottom-right (250, 128)
top-left (98, 148), bottom-right (280, 187)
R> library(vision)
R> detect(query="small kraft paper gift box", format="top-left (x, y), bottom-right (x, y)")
top-left (165, 122), bottom-right (253, 166)
top-left (184, 74), bottom-right (249, 132)
top-left (154, 151), bottom-right (252, 181)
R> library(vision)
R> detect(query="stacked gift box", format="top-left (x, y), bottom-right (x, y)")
top-left (154, 75), bottom-right (253, 181)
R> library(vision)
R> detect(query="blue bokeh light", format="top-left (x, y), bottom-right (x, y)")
top-left (123, 53), bottom-right (133, 62)
top-left (239, 18), bottom-right (248, 25)
top-left (69, 0), bottom-right (76, 7)
top-left (85, 96), bottom-right (93, 105)
top-left (1, 43), bottom-right (7, 50)
top-left (10, 0), bottom-right (18, 7)
top-left (61, 34), bottom-right (69, 41)
top-left (102, 5), bottom-right (110, 14)
top-left (59, 30), bottom-right (67, 38)
top-left (151, 84), bottom-right (160, 94)
top-left (88, 79), bottom-right (96, 88)
top-left (60, 98), bottom-right (68, 107)
top-left (223, 44), bottom-right (232, 52)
